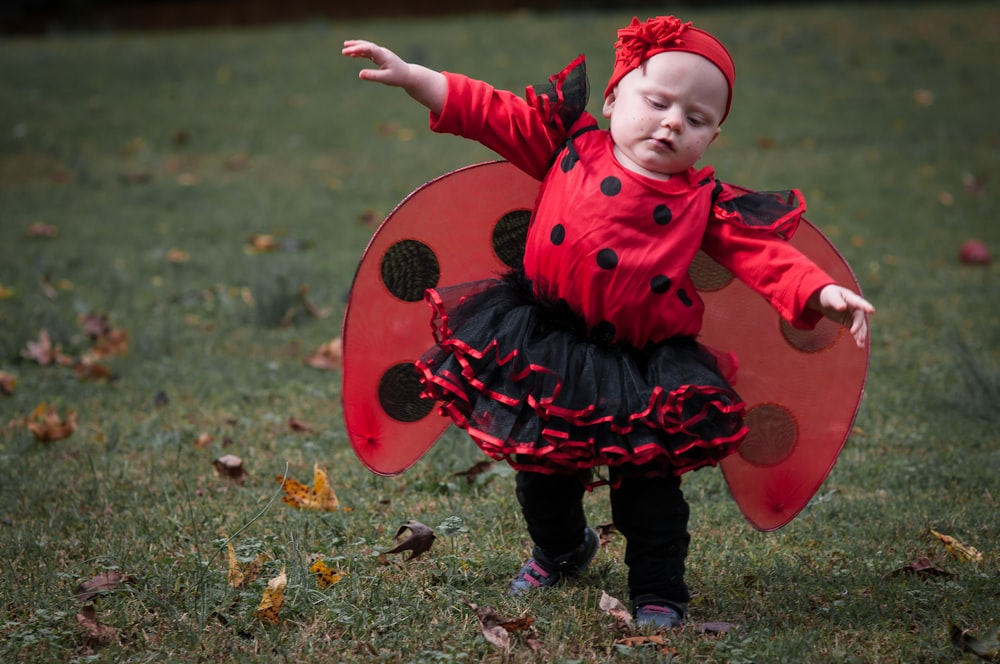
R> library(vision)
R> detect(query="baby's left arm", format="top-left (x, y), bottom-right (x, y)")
top-left (808, 285), bottom-right (875, 349)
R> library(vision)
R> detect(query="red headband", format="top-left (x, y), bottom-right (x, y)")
top-left (605, 16), bottom-right (736, 123)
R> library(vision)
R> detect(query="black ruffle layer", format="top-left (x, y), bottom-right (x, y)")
top-left (416, 271), bottom-right (748, 476)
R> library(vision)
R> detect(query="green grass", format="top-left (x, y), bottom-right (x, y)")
top-left (1, 3), bottom-right (998, 662)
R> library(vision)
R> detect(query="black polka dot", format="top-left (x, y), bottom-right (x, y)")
top-left (677, 288), bottom-right (692, 307)
top-left (378, 362), bottom-right (436, 422)
top-left (492, 209), bottom-right (530, 269)
top-left (380, 240), bottom-right (440, 302)
top-left (600, 176), bottom-right (622, 196)
top-left (596, 248), bottom-right (618, 269)
top-left (653, 204), bottom-right (672, 225)
top-left (550, 224), bottom-right (566, 245)
top-left (651, 275), bottom-right (671, 294)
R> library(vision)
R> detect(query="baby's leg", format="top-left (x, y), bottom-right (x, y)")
top-left (515, 469), bottom-right (587, 555)
top-left (609, 468), bottom-right (691, 615)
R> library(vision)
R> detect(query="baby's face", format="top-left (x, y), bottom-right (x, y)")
top-left (602, 51), bottom-right (728, 179)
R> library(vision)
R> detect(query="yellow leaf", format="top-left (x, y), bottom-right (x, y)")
top-left (309, 558), bottom-right (345, 590)
top-left (26, 403), bottom-right (77, 442)
top-left (255, 568), bottom-right (287, 624)
top-left (227, 541), bottom-right (244, 588)
top-left (931, 529), bottom-right (983, 563)
top-left (276, 463), bottom-right (342, 511)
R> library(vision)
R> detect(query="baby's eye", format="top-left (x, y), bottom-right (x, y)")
top-left (688, 116), bottom-right (705, 127)
top-left (647, 98), bottom-right (667, 110)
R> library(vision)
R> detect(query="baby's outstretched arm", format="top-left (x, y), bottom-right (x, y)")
top-left (809, 285), bottom-right (875, 349)
top-left (342, 40), bottom-right (447, 114)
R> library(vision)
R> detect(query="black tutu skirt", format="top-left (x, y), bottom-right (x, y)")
top-left (415, 271), bottom-right (748, 477)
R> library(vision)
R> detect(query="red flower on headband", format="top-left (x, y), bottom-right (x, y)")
top-left (612, 16), bottom-right (692, 71)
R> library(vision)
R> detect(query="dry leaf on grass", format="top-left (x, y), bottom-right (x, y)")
top-left (213, 454), bottom-right (247, 485)
top-left (27, 222), bottom-right (58, 237)
top-left (599, 591), bottom-right (634, 629)
top-left (309, 557), bottom-right (346, 589)
top-left (26, 403), bottom-right (77, 442)
top-left (886, 555), bottom-right (953, 580)
top-left (463, 599), bottom-right (536, 652)
top-left (452, 460), bottom-right (494, 484)
top-left (276, 463), bottom-right (345, 511)
top-left (0, 371), bottom-right (16, 396)
top-left (305, 337), bottom-right (342, 370)
top-left (21, 329), bottom-right (73, 367)
top-left (77, 604), bottom-right (119, 646)
top-left (255, 568), bottom-right (287, 624)
top-left (382, 520), bottom-right (436, 561)
top-left (226, 540), bottom-right (264, 589)
top-left (931, 529), bottom-right (983, 563)
top-left (288, 416), bottom-right (316, 433)
top-left (75, 571), bottom-right (133, 603)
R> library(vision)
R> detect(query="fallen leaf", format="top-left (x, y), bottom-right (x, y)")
top-left (21, 329), bottom-right (73, 367)
top-left (227, 541), bottom-right (245, 588)
top-left (213, 454), bottom-right (247, 485)
top-left (309, 557), bottom-right (345, 589)
top-left (931, 529), bottom-right (984, 563)
top-left (452, 460), bottom-right (494, 485)
top-left (276, 463), bottom-right (342, 511)
top-left (358, 208), bottom-right (382, 227)
top-left (245, 233), bottom-right (279, 254)
top-left (74, 361), bottom-right (115, 382)
top-left (26, 403), bottom-right (78, 442)
top-left (596, 522), bottom-right (618, 546)
top-left (0, 283), bottom-right (14, 299)
top-left (226, 540), bottom-right (264, 588)
top-left (87, 327), bottom-right (129, 360)
top-left (887, 555), bottom-right (953, 580)
top-left (194, 432), bottom-right (215, 449)
top-left (383, 520), bottom-right (436, 561)
top-left (950, 622), bottom-right (1000, 661)
top-left (463, 599), bottom-right (518, 652)
top-left (76, 604), bottom-right (119, 645)
top-left (305, 337), bottom-right (342, 371)
top-left (255, 568), bottom-right (287, 624)
top-left (697, 621), bottom-right (737, 634)
top-left (288, 417), bottom-right (315, 433)
top-left (0, 371), bottom-right (16, 396)
top-left (166, 248), bottom-right (190, 263)
top-left (27, 222), bottom-right (58, 237)
top-left (75, 571), bottom-right (132, 603)
top-left (599, 591), bottom-right (634, 629)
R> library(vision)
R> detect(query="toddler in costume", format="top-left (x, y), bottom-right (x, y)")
top-left (343, 16), bottom-right (874, 628)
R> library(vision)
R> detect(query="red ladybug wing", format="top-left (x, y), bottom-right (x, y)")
top-left (341, 162), bottom-right (539, 475)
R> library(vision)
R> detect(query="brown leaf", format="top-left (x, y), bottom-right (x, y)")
top-left (194, 432), bottom-right (215, 449)
top-left (27, 222), bottom-right (58, 237)
top-left (81, 313), bottom-right (111, 339)
top-left (76, 604), bottom-right (118, 645)
top-left (26, 403), bottom-right (77, 442)
top-left (255, 568), bottom-right (287, 624)
top-left (0, 371), bottom-right (16, 396)
top-left (463, 599), bottom-right (513, 652)
top-left (305, 337), bottom-right (342, 371)
top-left (596, 522), bottom-right (618, 546)
top-left (288, 416), bottom-right (315, 433)
top-left (599, 590), bottom-right (634, 629)
top-left (245, 233), bottom-right (279, 254)
top-left (21, 329), bottom-right (72, 366)
top-left (74, 361), bottom-right (115, 382)
top-left (75, 571), bottom-right (132, 603)
top-left (452, 460), bottom-right (493, 484)
top-left (383, 520), bottom-right (436, 560)
top-left (887, 555), bottom-right (953, 580)
top-left (213, 454), bottom-right (247, 485)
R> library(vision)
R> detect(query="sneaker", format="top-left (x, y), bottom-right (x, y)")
top-left (509, 527), bottom-right (600, 595)
top-left (634, 603), bottom-right (684, 629)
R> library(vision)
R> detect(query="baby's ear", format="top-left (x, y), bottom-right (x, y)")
top-left (602, 91), bottom-right (617, 119)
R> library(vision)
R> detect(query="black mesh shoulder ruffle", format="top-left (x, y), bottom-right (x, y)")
top-left (712, 181), bottom-right (806, 241)
top-left (525, 54), bottom-right (590, 135)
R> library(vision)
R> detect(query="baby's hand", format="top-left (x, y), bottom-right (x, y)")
top-left (342, 40), bottom-right (412, 88)
top-left (811, 285), bottom-right (875, 349)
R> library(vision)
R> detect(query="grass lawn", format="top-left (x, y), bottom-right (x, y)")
top-left (1, 2), bottom-right (998, 662)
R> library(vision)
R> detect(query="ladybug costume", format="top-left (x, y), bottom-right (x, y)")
top-left (415, 55), bottom-right (834, 479)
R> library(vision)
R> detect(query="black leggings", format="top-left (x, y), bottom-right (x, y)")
top-left (515, 465), bottom-right (691, 607)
